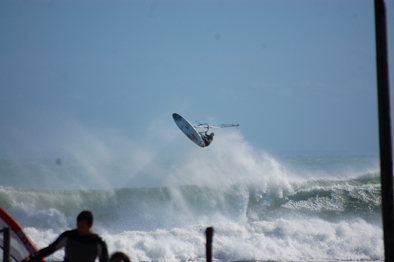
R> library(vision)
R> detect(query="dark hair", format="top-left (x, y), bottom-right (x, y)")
top-left (77, 210), bottom-right (94, 226)
top-left (110, 252), bottom-right (130, 262)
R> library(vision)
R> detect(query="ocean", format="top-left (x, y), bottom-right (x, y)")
top-left (0, 135), bottom-right (383, 262)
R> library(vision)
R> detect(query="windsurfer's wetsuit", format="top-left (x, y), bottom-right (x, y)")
top-left (201, 133), bottom-right (214, 147)
top-left (29, 229), bottom-right (108, 262)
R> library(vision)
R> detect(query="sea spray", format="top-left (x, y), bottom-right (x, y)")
top-left (0, 132), bottom-right (383, 261)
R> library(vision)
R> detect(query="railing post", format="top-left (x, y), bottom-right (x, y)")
top-left (205, 227), bottom-right (214, 262)
top-left (374, 0), bottom-right (394, 261)
top-left (2, 227), bottom-right (11, 262)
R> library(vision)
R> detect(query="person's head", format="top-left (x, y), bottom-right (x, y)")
top-left (77, 210), bottom-right (93, 236)
top-left (110, 252), bottom-right (130, 262)
top-left (211, 132), bottom-right (215, 136)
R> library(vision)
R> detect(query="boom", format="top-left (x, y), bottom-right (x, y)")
top-left (194, 124), bottom-right (239, 129)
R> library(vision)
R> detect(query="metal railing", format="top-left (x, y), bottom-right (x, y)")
top-left (1, 227), bottom-right (11, 262)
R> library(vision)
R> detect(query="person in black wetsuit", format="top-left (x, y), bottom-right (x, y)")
top-left (201, 132), bottom-right (214, 147)
top-left (22, 210), bottom-right (109, 262)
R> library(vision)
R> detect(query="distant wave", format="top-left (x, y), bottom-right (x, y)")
top-left (0, 170), bottom-right (383, 262)
top-left (0, 172), bottom-right (381, 231)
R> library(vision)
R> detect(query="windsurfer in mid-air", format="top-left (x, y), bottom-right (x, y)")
top-left (173, 113), bottom-right (238, 148)
top-left (201, 132), bottom-right (214, 147)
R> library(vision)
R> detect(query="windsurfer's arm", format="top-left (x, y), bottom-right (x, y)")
top-left (24, 233), bottom-right (67, 261)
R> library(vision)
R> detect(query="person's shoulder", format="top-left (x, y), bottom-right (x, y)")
top-left (88, 232), bottom-right (106, 243)
top-left (59, 229), bottom-right (78, 237)
top-left (55, 229), bottom-right (78, 240)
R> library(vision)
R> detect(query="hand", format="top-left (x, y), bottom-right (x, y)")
top-left (21, 256), bottom-right (31, 262)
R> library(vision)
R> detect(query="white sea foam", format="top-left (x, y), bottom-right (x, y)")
top-left (23, 216), bottom-right (383, 262)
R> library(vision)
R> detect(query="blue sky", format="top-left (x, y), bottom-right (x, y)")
top-left (0, 0), bottom-right (393, 159)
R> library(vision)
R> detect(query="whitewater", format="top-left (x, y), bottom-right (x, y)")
top-left (0, 132), bottom-right (383, 262)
